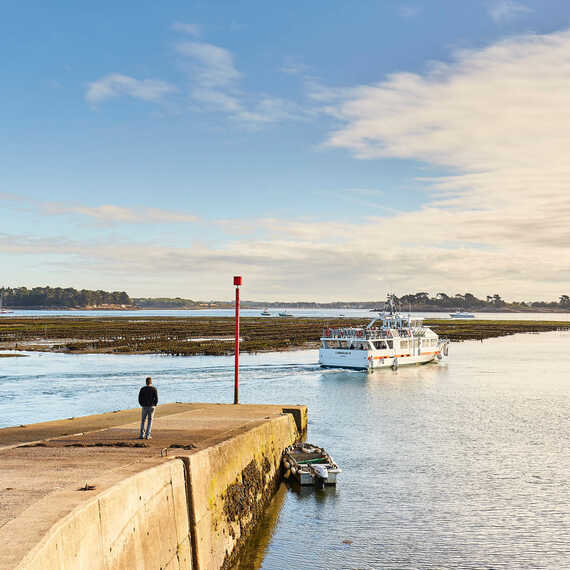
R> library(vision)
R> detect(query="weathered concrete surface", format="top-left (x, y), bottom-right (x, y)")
top-left (0, 402), bottom-right (195, 448)
top-left (10, 459), bottom-right (191, 570)
top-left (0, 403), bottom-right (307, 570)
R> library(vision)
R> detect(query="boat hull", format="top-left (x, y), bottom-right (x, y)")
top-left (294, 469), bottom-right (340, 486)
top-left (319, 348), bottom-right (441, 370)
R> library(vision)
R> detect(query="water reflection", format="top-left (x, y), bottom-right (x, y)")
top-left (287, 481), bottom-right (340, 502)
top-left (233, 484), bottom-right (288, 570)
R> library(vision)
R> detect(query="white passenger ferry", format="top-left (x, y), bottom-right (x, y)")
top-left (319, 296), bottom-right (449, 370)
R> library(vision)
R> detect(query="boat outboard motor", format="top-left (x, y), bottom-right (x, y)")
top-left (312, 464), bottom-right (328, 489)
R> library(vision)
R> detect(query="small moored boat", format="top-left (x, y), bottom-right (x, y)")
top-left (449, 310), bottom-right (475, 318)
top-left (282, 443), bottom-right (341, 488)
top-left (260, 308), bottom-right (271, 316)
top-left (278, 311), bottom-right (293, 317)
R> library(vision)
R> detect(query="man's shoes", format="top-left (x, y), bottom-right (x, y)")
top-left (145, 435), bottom-right (152, 440)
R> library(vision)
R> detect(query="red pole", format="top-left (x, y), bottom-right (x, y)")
top-left (233, 276), bottom-right (242, 404)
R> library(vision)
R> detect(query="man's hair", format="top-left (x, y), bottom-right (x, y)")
top-left (146, 377), bottom-right (152, 385)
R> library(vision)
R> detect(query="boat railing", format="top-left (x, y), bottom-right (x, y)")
top-left (322, 327), bottom-right (424, 340)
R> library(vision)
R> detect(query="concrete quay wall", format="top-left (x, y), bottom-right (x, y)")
top-left (16, 460), bottom-right (191, 570)
top-left (187, 412), bottom-right (301, 570)
top-left (3, 404), bottom-right (306, 570)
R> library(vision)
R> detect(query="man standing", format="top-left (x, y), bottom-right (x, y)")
top-left (138, 377), bottom-right (158, 439)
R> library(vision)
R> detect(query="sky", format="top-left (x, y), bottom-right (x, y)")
top-left (2, 0), bottom-right (570, 301)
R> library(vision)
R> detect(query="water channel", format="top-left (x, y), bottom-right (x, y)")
top-left (1, 331), bottom-right (569, 568)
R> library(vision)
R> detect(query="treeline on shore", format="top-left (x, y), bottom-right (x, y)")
top-left (2, 286), bottom-right (570, 311)
top-left (392, 292), bottom-right (570, 311)
top-left (247, 292), bottom-right (570, 311)
top-left (0, 287), bottom-right (132, 308)
top-left (242, 292), bottom-right (570, 312)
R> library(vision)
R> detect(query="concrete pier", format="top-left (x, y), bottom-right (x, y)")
top-left (0, 403), bottom-right (307, 569)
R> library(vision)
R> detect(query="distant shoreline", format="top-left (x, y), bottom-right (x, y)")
top-left (5, 306), bottom-right (570, 313)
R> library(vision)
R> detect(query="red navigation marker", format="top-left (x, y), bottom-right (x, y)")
top-left (233, 276), bottom-right (242, 404)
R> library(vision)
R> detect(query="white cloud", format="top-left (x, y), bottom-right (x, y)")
top-left (86, 73), bottom-right (176, 104)
top-left (324, 30), bottom-right (570, 177)
top-left (235, 96), bottom-right (307, 124)
top-left (175, 41), bottom-right (242, 87)
top-left (45, 203), bottom-right (199, 224)
top-left (175, 40), bottom-right (307, 124)
top-left (3, 196), bottom-right (199, 225)
top-left (85, 30), bottom-right (306, 126)
top-left (399, 5), bottom-right (421, 19)
top-left (280, 57), bottom-right (311, 75)
top-left (190, 88), bottom-right (243, 113)
top-left (65, 205), bottom-right (199, 224)
top-left (489, 1), bottom-right (532, 23)
top-left (171, 21), bottom-right (200, 36)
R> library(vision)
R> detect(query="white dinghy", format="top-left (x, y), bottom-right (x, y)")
top-left (283, 443), bottom-right (341, 488)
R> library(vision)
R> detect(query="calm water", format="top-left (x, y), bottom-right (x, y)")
top-left (2, 307), bottom-right (570, 320)
top-left (1, 332), bottom-right (569, 568)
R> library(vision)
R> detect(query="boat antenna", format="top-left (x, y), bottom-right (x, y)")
top-left (387, 292), bottom-right (396, 314)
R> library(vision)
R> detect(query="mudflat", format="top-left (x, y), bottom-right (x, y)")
top-left (1, 316), bottom-right (568, 356)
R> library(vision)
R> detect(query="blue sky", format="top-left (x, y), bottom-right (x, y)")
top-left (2, 1), bottom-right (570, 300)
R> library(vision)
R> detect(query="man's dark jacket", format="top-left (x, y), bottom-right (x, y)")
top-left (138, 385), bottom-right (158, 407)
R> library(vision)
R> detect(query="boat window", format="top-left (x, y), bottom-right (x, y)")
top-left (400, 340), bottom-right (408, 349)
top-left (338, 341), bottom-right (348, 349)
top-left (387, 340), bottom-right (393, 349)
top-left (373, 340), bottom-right (388, 350)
